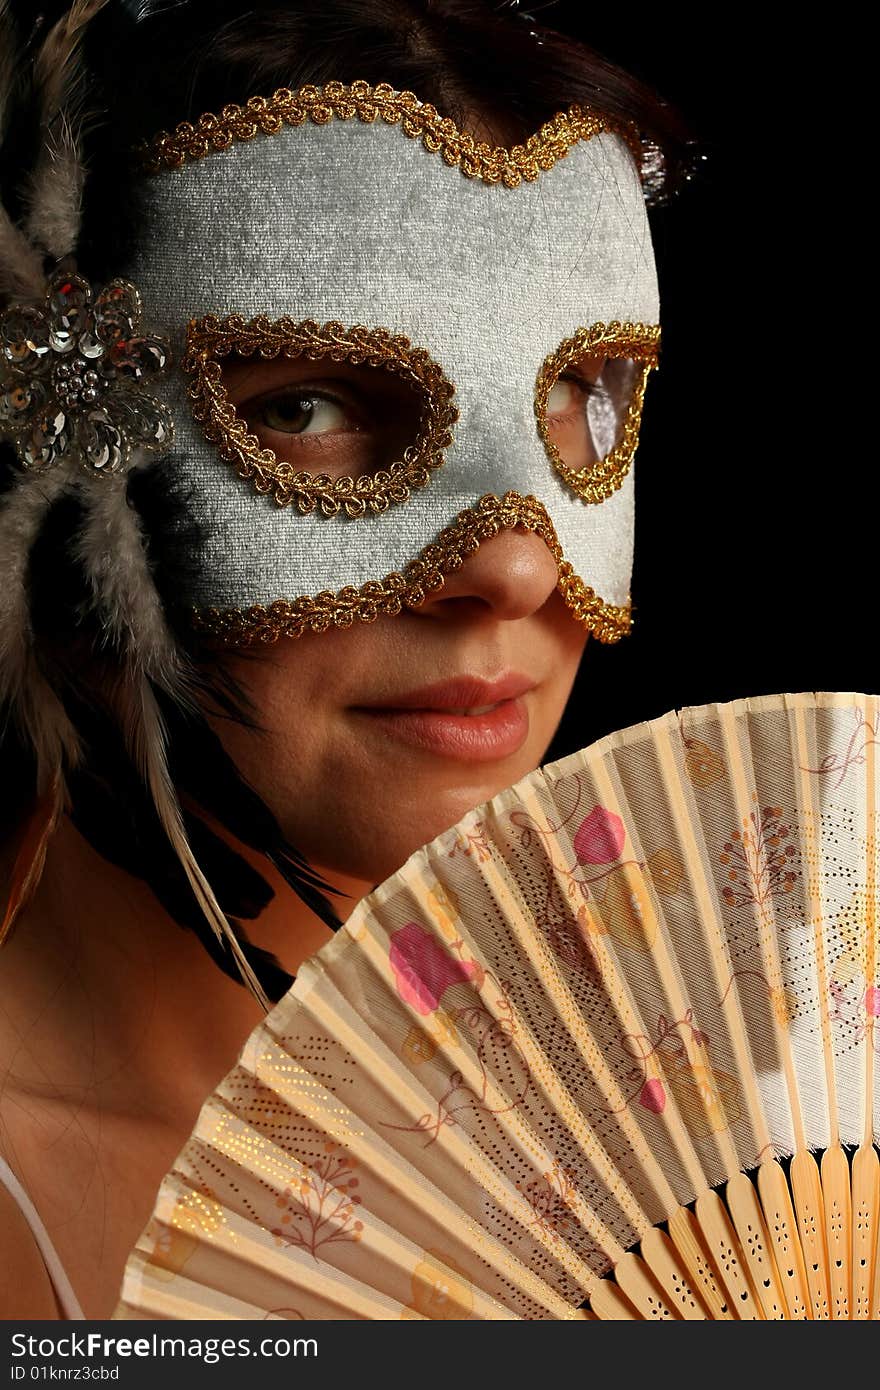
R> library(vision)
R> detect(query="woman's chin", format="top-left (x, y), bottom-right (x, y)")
top-left (296, 803), bottom-right (490, 891)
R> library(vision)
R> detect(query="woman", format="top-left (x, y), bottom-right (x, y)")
top-left (0, 0), bottom-right (693, 1318)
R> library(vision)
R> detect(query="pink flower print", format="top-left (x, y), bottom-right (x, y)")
top-left (864, 986), bottom-right (880, 1017)
top-left (389, 923), bottom-right (480, 1016)
top-left (638, 1079), bottom-right (666, 1114)
top-left (574, 805), bottom-right (626, 864)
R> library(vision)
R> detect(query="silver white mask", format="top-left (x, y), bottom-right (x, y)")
top-left (128, 84), bottom-right (661, 646)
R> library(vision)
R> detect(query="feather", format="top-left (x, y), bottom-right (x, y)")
top-left (64, 692), bottom-right (291, 1001)
top-left (125, 456), bottom-right (212, 650)
top-left (0, 470), bottom-right (81, 784)
top-left (0, 204), bottom-right (46, 301)
top-left (157, 690), bottom-right (346, 920)
top-left (0, 3), bottom-right (17, 144)
top-left (118, 667), bottom-right (271, 1009)
top-left (23, 0), bottom-right (112, 260)
top-left (73, 470), bottom-right (192, 701)
top-left (26, 487), bottom-right (92, 638)
top-left (0, 767), bottom-right (64, 946)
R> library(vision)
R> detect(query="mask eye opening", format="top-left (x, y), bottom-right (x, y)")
top-left (182, 314), bottom-right (459, 519)
top-left (534, 321), bottom-right (660, 505)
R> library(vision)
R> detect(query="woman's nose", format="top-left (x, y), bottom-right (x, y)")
top-left (415, 523), bottom-right (560, 622)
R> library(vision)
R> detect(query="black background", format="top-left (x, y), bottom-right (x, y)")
top-left (547, 8), bottom-right (866, 762)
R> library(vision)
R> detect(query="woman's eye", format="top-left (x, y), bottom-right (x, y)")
top-left (258, 392), bottom-right (351, 436)
top-left (223, 361), bottom-right (424, 479)
top-left (546, 377), bottom-right (584, 416)
top-left (543, 358), bottom-right (631, 473)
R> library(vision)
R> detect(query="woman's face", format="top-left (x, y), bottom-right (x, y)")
top-left (168, 111), bottom-right (657, 887)
top-left (206, 347), bottom-right (594, 885)
top-left (213, 532), bottom-right (588, 887)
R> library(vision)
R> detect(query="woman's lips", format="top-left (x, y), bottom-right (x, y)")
top-left (351, 673), bottom-right (535, 761)
top-left (352, 697), bottom-right (530, 761)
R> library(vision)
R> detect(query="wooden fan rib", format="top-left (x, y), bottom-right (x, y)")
top-left (716, 701), bottom-right (806, 1154)
top-left (854, 693), bottom-right (879, 1315)
top-left (852, 1144), bottom-right (879, 1318)
top-left (756, 1158), bottom-right (811, 1318)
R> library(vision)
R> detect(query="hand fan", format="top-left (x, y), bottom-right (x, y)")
top-left (114, 690), bottom-right (880, 1321)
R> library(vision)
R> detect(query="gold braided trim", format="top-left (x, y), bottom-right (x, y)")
top-left (534, 322), bottom-right (660, 505)
top-left (183, 316), bottom-right (458, 517)
top-left (141, 79), bottom-right (642, 186)
top-left (190, 491), bottom-right (633, 646)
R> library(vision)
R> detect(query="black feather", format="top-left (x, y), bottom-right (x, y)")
top-left (63, 685), bottom-right (294, 999)
top-left (27, 487), bottom-right (90, 640)
top-left (63, 686), bottom-right (269, 917)
top-left (0, 440), bottom-right (23, 495)
top-left (125, 456), bottom-right (212, 653)
top-left (155, 686), bottom-right (348, 930)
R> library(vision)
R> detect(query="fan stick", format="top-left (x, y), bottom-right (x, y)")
top-left (822, 1144), bottom-right (852, 1318)
top-left (666, 1206), bottom-right (736, 1318)
top-left (789, 1150), bottom-right (831, 1318)
top-left (638, 1227), bottom-right (717, 1319)
top-left (716, 704), bottom-right (811, 1160)
top-left (756, 1159), bottom-right (810, 1317)
top-left (851, 1144), bottom-right (878, 1319)
top-left (588, 1280), bottom-right (639, 1320)
top-left (693, 1189), bottom-right (763, 1318)
top-left (653, 718), bottom-right (775, 1153)
top-left (724, 1174), bottom-right (788, 1318)
top-left (613, 1251), bottom-right (681, 1319)
top-left (855, 692), bottom-right (879, 1318)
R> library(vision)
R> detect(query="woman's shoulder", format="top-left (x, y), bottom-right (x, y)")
top-left (0, 1178), bottom-right (61, 1318)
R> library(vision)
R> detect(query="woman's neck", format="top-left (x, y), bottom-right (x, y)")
top-left (0, 816), bottom-right (370, 1136)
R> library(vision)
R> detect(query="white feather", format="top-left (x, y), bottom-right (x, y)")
top-left (124, 671), bottom-right (270, 1010)
top-left (23, 0), bottom-right (112, 259)
top-left (0, 206), bottom-right (47, 301)
top-left (74, 472), bottom-right (268, 1007)
top-left (23, 114), bottom-right (85, 261)
top-left (73, 470), bottom-right (193, 701)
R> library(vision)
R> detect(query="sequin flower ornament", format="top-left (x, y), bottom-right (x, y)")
top-left (0, 270), bottom-right (173, 474)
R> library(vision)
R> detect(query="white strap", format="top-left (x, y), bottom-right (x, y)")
top-left (0, 1153), bottom-right (86, 1319)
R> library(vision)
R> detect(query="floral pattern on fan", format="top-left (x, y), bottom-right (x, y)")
top-left (383, 972), bottom-right (532, 1146)
top-left (518, 1159), bottom-right (582, 1242)
top-left (509, 788), bottom-right (685, 969)
top-left (389, 922), bottom-right (483, 1015)
top-left (142, 1186), bottom-right (230, 1281)
top-left (719, 805), bottom-right (799, 910)
top-left (678, 728), bottom-right (726, 788)
top-left (270, 1141), bottom-right (364, 1255)
top-left (400, 1250), bottom-right (476, 1320)
top-left (610, 1009), bottom-right (744, 1139)
top-left (800, 704), bottom-right (880, 790)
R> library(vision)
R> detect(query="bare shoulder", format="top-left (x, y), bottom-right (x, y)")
top-left (0, 1178), bottom-right (61, 1319)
